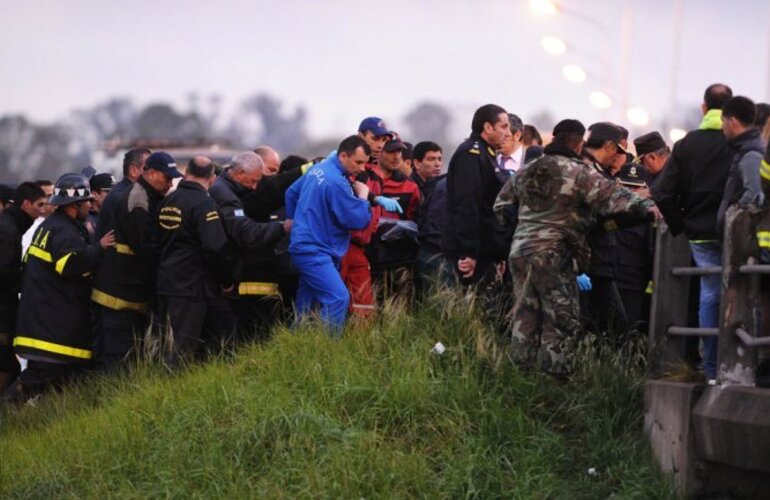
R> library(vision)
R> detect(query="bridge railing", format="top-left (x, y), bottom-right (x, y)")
top-left (648, 205), bottom-right (770, 385)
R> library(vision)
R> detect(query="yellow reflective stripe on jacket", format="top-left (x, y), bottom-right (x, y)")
top-left (115, 243), bottom-right (135, 255)
top-left (761, 159), bottom-right (770, 181)
top-left (13, 336), bottom-right (92, 360)
top-left (55, 252), bottom-right (73, 275)
top-left (758, 231), bottom-right (770, 249)
top-left (238, 282), bottom-right (280, 296)
top-left (91, 288), bottom-right (148, 313)
top-left (27, 245), bottom-right (52, 263)
top-left (645, 281), bottom-right (654, 295)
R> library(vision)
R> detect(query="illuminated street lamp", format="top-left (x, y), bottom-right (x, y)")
top-left (530, 0), bottom-right (558, 15)
top-left (589, 91), bottom-right (612, 109)
top-left (562, 64), bottom-right (587, 83)
top-left (669, 128), bottom-right (686, 142)
top-left (541, 35), bottom-right (566, 56)
top-left (627, 107), bottom-right (650, 127)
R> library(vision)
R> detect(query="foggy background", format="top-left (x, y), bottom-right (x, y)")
top-left (1, 0), bottom-right (768, 181)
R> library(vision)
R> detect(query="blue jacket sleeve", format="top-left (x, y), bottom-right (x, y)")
top-left (328, 181), bottom-right (371, 231)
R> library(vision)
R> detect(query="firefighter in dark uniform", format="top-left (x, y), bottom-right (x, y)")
top-left (0, 182), bottom-right (46, 390)
top-left (91, 152), bottom-right (181, 370)
top-left (157, 157), bottom-right (235, 366)
top-left (240, 155), bottom-right (308, 329)
top-left (442, 104), bottom-right (512, 285)
top-left (85, 172), bottom-right (116, 239)
top-left (4, 174), bottom-right (115, 402)
top-left (209, 151), bottom-right (289, 341)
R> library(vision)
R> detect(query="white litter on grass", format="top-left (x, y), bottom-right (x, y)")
top-left (587, 467), bottom-right (598, 476)
top-left (432, 342), bottom-right (446, 355)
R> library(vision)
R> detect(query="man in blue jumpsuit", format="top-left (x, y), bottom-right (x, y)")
top-left (285, 136), bottom-right (373, 333)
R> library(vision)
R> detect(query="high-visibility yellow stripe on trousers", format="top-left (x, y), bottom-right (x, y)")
top-left (13, 336), bottom-right (92, 360)
top-left (91, 288), bottom-right (148, 313)
top-left (238, 282), bottom-right (280, 296)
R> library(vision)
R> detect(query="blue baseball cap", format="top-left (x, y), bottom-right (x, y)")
top-left (145, 151), bottom-right (182, 178)
top-left (358, 116), bottom-right (392, 138)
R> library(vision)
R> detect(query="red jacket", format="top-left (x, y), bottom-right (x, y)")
top-left (349, 163), bottom-right (383, 246)
top-left (381, 170), bottom-right (421, 222)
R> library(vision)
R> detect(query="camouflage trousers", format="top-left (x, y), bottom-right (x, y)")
top-left (509, 250), bottom-right (582, 376)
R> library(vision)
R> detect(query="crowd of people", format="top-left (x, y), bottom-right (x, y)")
top-left (1, 82), bottom-right (769, 402)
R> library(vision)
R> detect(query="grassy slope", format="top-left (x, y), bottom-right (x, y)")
top-left (0, 293), bottom-right (676, 499)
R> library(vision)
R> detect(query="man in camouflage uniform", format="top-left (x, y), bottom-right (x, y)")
top-left (494, 119), bottom-right (662, 376)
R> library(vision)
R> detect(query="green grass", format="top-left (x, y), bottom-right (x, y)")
top-left (0, 290), bottom-right (676, 499)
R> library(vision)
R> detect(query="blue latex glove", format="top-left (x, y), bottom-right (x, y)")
top-left (374, 196), bottom-right (403, 214)
top-left (577, 274), bottom-right (592, 291)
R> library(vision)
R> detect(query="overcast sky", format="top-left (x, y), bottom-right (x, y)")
top-left (2, 0), bottom-right (768, 140)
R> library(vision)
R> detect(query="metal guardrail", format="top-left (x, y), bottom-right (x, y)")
top-left (671, 266), bottom-right (722, 276)
top-left (734, 327), bottom-right (770, 347)
top-left (667, 326), bottom-right (720, 336)
top-left (739, 264), bottom-right (770, 274)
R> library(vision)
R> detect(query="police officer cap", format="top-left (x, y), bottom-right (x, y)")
top-left (616, 163), bottom-right (649, 188)
top-left (552, 119), bottom-right (586, 136)
top-left (633, 131), bottom-right (667, 157)
top-left (89, 173), bottom-right (116, 192)
top-left (49, 173), bottom-right (94, 206)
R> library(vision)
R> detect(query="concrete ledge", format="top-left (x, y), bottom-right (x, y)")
top-left (644, 379), bottom-right (703, 495)
top-left (692, 385), bottom-right (770, 473)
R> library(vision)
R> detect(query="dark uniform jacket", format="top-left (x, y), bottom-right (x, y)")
top-left (91, 177), bottom-right (164, 313)
top-left (242, 168), bottom-right (303, 222)
top-left (15, 211), bottom-right (103, 363)
top-left (615, 222), bottom-right (654, 292)
top-left (652, 126), bottom-right (734, 240)
top-left (417, 174), bottom-right (448, 255)
top-left (0, 206), bottom-right (34, 339)
top-left (209, 170), bottom-right (285, 296)
top-left (94, 177), bottom-right (132, 240)
top-left (239, 170), bottom-right (304, 297)
top-left (157, 180), bottom-right (234, 299)
top-left (442, 133), bottom-right (511, 261)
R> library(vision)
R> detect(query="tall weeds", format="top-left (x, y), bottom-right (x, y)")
top-left (0, 289), bottom-right (675, 499)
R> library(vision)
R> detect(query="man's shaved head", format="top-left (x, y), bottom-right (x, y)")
top-left (254, 145), bottom-right (280, 176)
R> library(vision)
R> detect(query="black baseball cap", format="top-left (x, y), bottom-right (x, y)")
top-left (383, 138), bottom-right (408, 153)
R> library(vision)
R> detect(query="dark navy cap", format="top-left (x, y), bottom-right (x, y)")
top-left (145, 151), bottom-right (182, 178)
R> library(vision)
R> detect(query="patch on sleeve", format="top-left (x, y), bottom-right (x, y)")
top-left (234, 209), bottom-right (244, 217)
